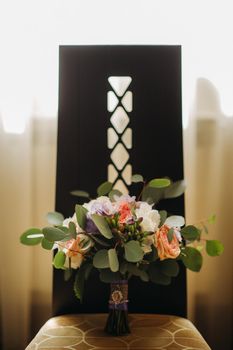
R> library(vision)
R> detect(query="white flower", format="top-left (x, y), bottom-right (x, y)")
top-left (135, 202), bottom-right (160, 232)
top-left (164, 215), bottom-right (185, 242)
top-left (83, 196), bottom-right (115, 215)
top-left (64, 253), bottom-right (83, 269)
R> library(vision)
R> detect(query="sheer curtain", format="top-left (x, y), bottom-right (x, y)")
top-left (0, 1), bottom-right (232, 349)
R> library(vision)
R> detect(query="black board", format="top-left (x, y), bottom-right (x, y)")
top-left (54, 45), bottom-right (186, 317)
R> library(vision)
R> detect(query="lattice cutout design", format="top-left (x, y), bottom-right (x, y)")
top-left (107, 76), bottom-right (133, 194)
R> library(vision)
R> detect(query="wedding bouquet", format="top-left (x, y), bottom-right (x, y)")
top-left (20, 175), bottom-right (224, 335)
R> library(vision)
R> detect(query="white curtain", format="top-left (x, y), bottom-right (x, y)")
top-left (0, 1), bottom-right (232, 349)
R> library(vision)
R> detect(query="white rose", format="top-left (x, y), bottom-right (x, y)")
top-left (135, 202), bottom-right (160, 232)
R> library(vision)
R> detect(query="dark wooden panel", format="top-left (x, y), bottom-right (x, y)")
top-left (53, 45), bottom-right (186, 317)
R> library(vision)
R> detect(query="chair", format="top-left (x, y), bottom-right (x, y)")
top-left (26, 46), bottom-right (211, 349)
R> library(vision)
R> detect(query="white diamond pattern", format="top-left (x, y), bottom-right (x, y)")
top-left (110, 106), bottom-right (129, 134)
top-left (110, 143), bottom-right (129, 170)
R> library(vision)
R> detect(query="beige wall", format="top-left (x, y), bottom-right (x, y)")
top-left (0, 86), bottom-right (232, 349)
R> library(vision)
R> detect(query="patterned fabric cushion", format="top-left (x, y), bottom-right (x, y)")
top-left (26, 314), bottom-right (211, 350)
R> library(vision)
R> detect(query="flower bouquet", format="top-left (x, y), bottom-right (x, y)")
top-left (20, 175), bottom-right (224, 336)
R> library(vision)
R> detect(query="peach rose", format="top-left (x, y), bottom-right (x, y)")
top-left (155, 224), bottom-right (181, 260)
top-left (118, 202), bottom-right (133, 224)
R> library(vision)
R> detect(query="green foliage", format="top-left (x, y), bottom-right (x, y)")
top-left (125, 263), bottom-right (149, 282)
top-left (181, 225), bottom-right (200, 241)
top-left (70, 190), bottom-right (90, 198)
top-left (75, 205), bottom-right (87, 230)
top-left (46, 211), bottom-right (64, 225)
top-left (68, 222), bottom-right (77, 237)
top-left (149, 178), bottom-right (171, 188)
top-left (42, 226), bottom-right (70, 242)
top-left (181, 247), bottom-right (203, 272)
top-left (108, 248), bottom-right (119, 272)
top-left (108, 189), bottom-right (122, 201)
top-left (93, 249), bottom-right (110, 268)
top-left (20, 228), bottom-right (43, 245)
top-left (164, 180), bottom-right (186, 199)
top-left (146, 245), bottom-right (159, 262)
top-left (53, 251), bottom-right (66, 269)
top-left (206, 240), bottom-right (224, 256)
top-left (141, 186), bottom-right (164, 204)
top-left (73, 263), bottom-right (93, 302)
top-left (89, 234), bottom-right (111, 247)
top-left (159, 210), bottom-right (167, 227)
top-left (148, 263), bottom-right (172, 285)
top-left (41, 238), bottom-right (54, 250)
top-left (91, 214), bottom-right (113, 239)
top-left (160, 259), bottom-right (179, 277)
top-left (97, 181), bottom-right (113, 196)
top-left (131, 174), bottom-right (144, 183)
top-left (99, 269), bottom-right (121, 283)
top-left (167, 228), bottom-right (174, 243)
top-left (64, 267), bottom-right (73, 281)
top-left (124, 241), bottom-right (144, 262)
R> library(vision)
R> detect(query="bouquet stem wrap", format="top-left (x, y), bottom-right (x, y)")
top-left (105, 280), bottom-right (130, 336)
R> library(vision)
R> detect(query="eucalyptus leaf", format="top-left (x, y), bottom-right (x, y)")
top-left (70, 190), bottom-right (90, 198)
top-left (181, 247), bottom-right (203, 272)
top-left (181, 225), bottom-right (200, 241)
top-left (139, 270), bottom-right (149, 282)
top-left (108, 189), bottom-right (123, 201)
top-left (99, 269), bottom-right (121, 283)
top-left (69, 221), bottom-right (77, 237)
top-left (20, 228), bottom-right (43, 245)
top-left (164, 180), bottom-right (186, 199)
top-left (75, 204), bottom-right (87, 230)
top-left (167, 228), bottom-right (174, 243)
top-left (208, 214), bottom-right (216, 224)
top-left (42, 226), bottom-right (68, 242)
top-left (131, 174), bottom-right (144, 183)
top-left (41, 238), bottom-right (54, 250)
top-left (97, 181), bottom-right (113, 196)
top-left (148, 263), bottom-right (172, 285)
top-left (108, 248), bottom-right (119, 272)
top-left (206, 240), bottom-right (224, 256)
top-left (93, 249), bottom-right (109, 268)
top-left (53, 251), bottom-right (66, 269)
top-left (73, 267), bottom-right (85, 302)
top-left (160, 259), bottom-right (180, 277)
top-left (46, 211), bottom-right (64, 225)
top-left (64, 268), bottom-right (73, 282)
top-left (124, 241), bottom-right (144, 262)
top-left (89, 234), bottom-right (111, 247)
top-left (141, 186), bottom-right (164, 204)
top-left (149, 178), bottom-right (171, 188)
top-left (91, 214), bottom-right (113, 239)
top-left (159, 210), bottom-right (167, 227)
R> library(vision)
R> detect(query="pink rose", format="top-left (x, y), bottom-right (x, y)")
top-left (155, 225), bottom-right (181, 260)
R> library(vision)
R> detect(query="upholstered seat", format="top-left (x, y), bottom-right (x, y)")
top-left (26, 314), bottom-right (210, 350)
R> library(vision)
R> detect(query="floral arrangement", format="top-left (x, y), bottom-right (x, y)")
top-left (20, 175), bottom-right (224, 335)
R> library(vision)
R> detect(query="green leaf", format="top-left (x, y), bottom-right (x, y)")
top-left (208, 214), bottom-right (216, 224)
top-left (99, 269), bottom-right (121, 283)
top-left (160, 259), bottom-right (180, 277)
top-left (124, 241), bottom-right (144, 262)
top-left (159, 210), bottom-right (167, 227)
top-left (108, 248), bottom-right (119, 272)
top-left (139, 270), bottom-right (149, 282)
top-left (148, 263), bottom-right (172, 285)
top-left (97, 181), bottom-right (113, 196)
top-left (53, 251), bottom-right (66, 269)
top-left (91, 214), bottom-right (113, 239)
top-left (167, 228), bottom-right (174, 243)
top-left (149, 178), bottom-right (171, 188)
top-left (84, 264), bottom-right (93, 280)
top-left (206, 240), bottom-right (224, 256)
top-left (73, 268), bottom-right (84, 302)
top-left (146, 245), bottom-right (159, 262)
top-left (69, 222), bottom-right (77, 237)
top-left (20, 228), bottom-right (43, 245)
top-left (42, 226), bottom-right (68, 242)
top-left (126, 263), bottom-right (149, 281)
top-left (93, 249), bottom-right (110, 268)
top-left (90, 234), bottom-right (111, 247)
top-left (164, 180), bottom-right (186, 199)
top-left (75, 204), bottom-right (87, 230)
top-left (70, 190), bottom-right (90, 198)
top-left (181, 247), bottom-right (203, 272)
top-left (41, 238), bottom-right (54, 250)
top-left (108, 189), bottom-right (123, 201)
top-left (141, 186), bottom-right (164, 204)
top-left (131, 174), bottom-right (144, 183)
top-left (119, 261), bottom-right (128, 274)
top-left (181, 225), bottom-right (200, 241)
top-left (46, 211), bottom-right (64, 225)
